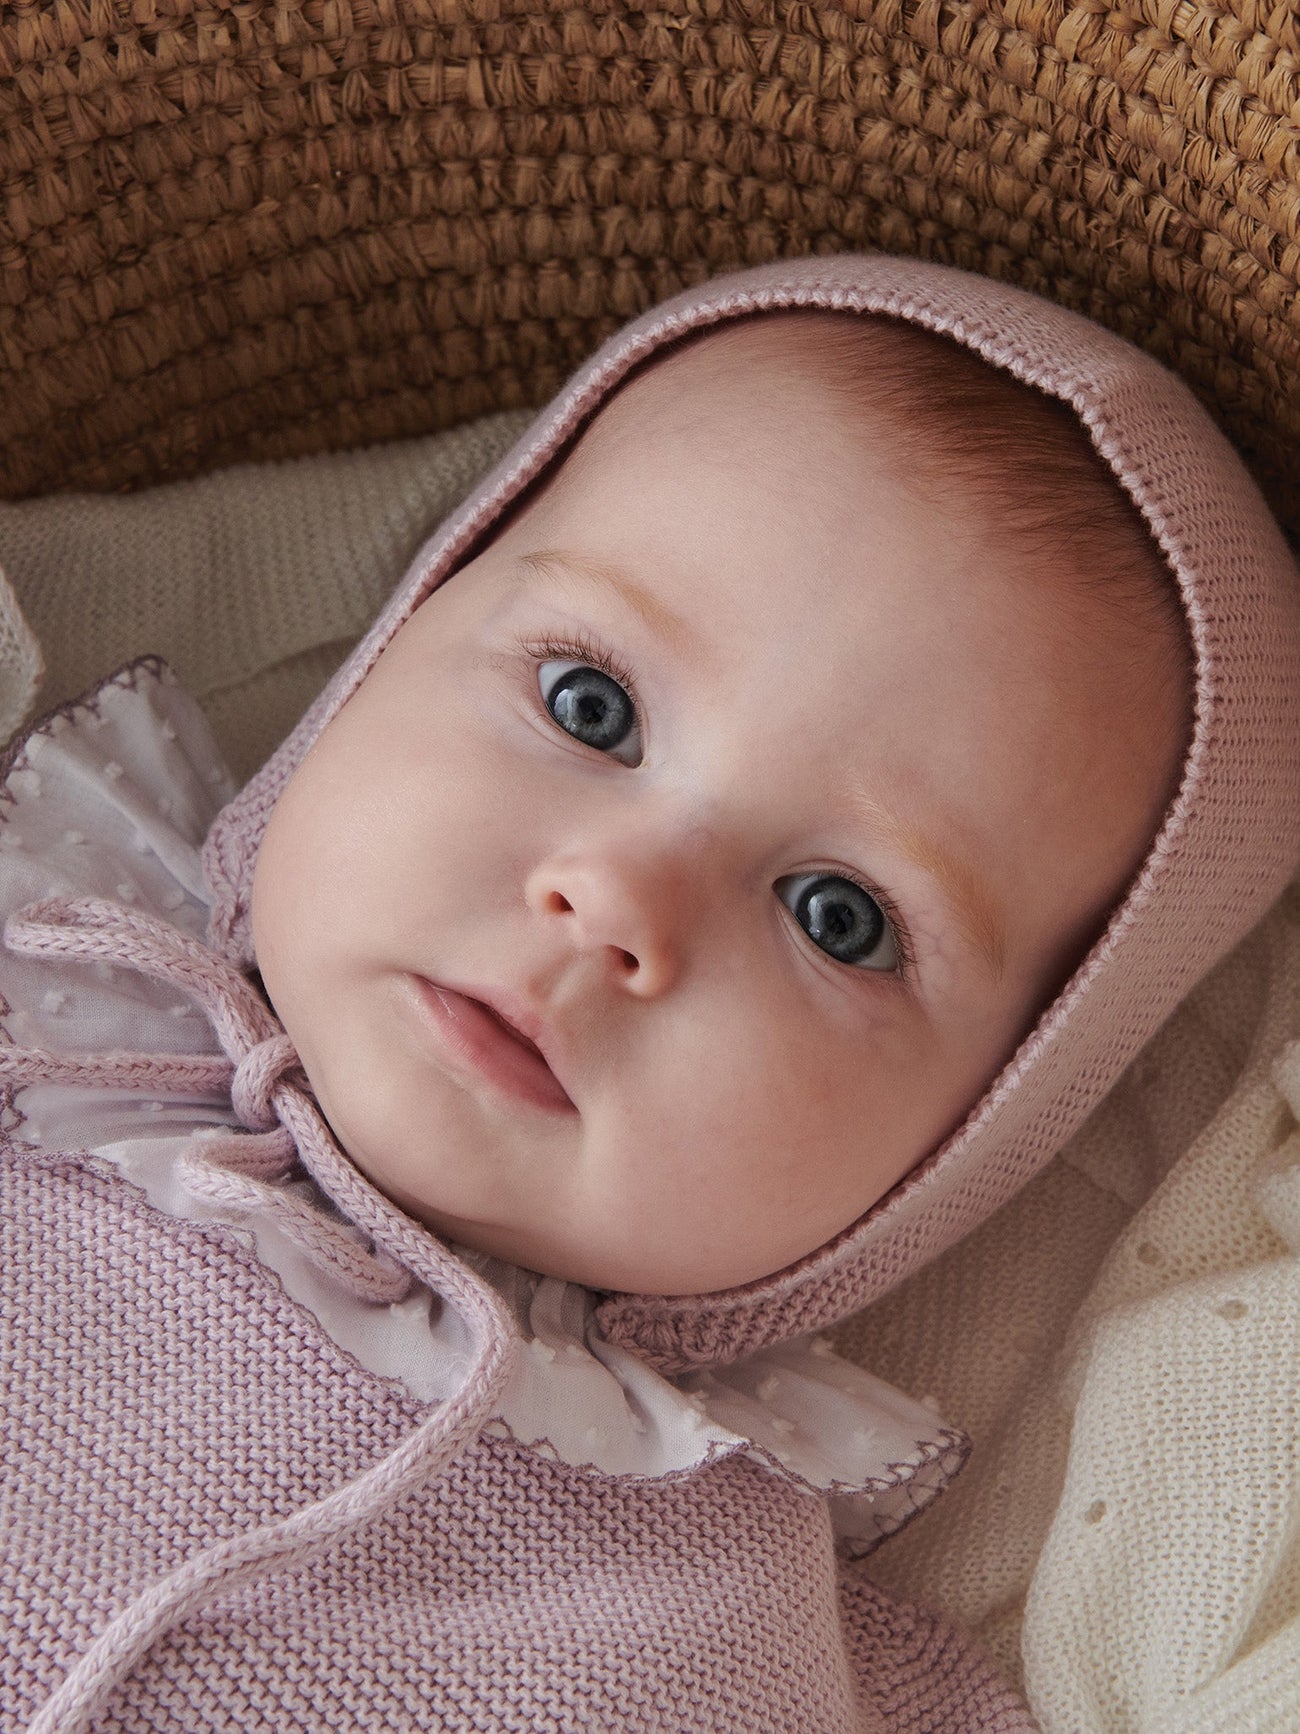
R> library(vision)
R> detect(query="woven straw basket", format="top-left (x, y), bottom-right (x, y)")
top-left (2, 0), bottom-right (1298, 546)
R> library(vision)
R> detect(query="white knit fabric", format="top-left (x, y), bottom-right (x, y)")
top-left (838, 880), bottom-right (1300, 1724)
top-left (2, 420), bottom-right (1298, 1729)
top-left (0, 412), bottom-right (531, 784)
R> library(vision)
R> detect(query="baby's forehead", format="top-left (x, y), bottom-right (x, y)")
top-left (512, 302), bottom-right (1182, 649)
top-left (577, 312), bottom-right (863, 439)
top-left (535, 314), bottom-right (890, 520)
top-left (610, 310), bottom-right (850, 405)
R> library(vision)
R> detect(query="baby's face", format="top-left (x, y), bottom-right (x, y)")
top-left (252, 316), bottom-right (1185, 1295)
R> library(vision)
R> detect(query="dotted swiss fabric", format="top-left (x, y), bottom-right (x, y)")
top-left (0, 1154), bottom-right (1032, 1732)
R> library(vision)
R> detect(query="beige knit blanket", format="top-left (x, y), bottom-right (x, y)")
top-left (3, 421), bottom-right (1297, 1731)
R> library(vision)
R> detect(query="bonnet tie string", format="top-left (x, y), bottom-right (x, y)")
top-left (0, 894), bottom-right (521, 1734)
top-left (0, 894), bottom-right (410, 1303)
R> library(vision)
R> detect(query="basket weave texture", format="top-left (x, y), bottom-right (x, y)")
top-left (2, 0), bottom-right (1298, 541)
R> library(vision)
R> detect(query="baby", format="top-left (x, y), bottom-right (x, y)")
top-left (251, 308), bottom-right (1190, 1298)
top-left (2, 253), bottom-right (1298, 1734)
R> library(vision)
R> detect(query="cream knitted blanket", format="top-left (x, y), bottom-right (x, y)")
top-left (2, 421), bottom-right (1297, 1731)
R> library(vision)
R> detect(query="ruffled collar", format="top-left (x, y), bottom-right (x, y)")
top-left (0, 656), bottom-right (967, 1555)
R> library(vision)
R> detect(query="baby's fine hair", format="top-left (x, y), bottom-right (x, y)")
top-left (676, 306), bottom-right (1196, 736)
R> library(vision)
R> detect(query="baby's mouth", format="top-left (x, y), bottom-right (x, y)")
top-left (406, 977), bottom-right (577, 1116)
top-left (478, 1001), bottom-right (546, 1061)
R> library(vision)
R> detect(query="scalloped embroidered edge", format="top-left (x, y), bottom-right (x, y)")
top-left (478, 1409), bottom-right (970, 1503)
top-left (0, 652), bottom-right (177, 812)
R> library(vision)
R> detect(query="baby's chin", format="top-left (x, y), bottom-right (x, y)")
top-left (306, 1114), bottom-right (881, 1294)
top-left (420, 1208), bottom-right (864, 1298)
top-left (291, 1005), bottom-right (909, 1297)
top-left (313, 1099), bottom-right (898, 1295)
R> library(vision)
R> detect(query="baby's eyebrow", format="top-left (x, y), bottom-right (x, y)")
top-left (844, 784), bottom-right (1008, 980)
top-left (513, 549), bottom-right (713, 673)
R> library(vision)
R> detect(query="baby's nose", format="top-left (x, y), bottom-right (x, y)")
top-left (524, 851), bottom-right (688, 997)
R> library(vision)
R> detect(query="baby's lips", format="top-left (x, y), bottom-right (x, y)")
top-left (424, 975), bottom-right (578, 1111)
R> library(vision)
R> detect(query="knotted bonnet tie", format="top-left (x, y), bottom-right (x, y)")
top-left (0, 893), bottom-right (411, 1303)
top-left (0, 893), bottom-right (521, 1734)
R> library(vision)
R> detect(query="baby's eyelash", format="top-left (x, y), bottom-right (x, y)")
top-left (832, 868), bottom-right (916, 983)
top-left (513, 628), bottom-right (915, 985)
top-left (516, 628), bottom-right (644, 719)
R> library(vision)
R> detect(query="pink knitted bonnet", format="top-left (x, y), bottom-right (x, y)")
top-left (202, 252), bottom-right (1300, 1374)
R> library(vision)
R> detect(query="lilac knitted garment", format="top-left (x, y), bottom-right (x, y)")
top-left (3, 253), bottom-right (1299, 1730)
top-left (2, 1150), bottom-right (1028, 1732)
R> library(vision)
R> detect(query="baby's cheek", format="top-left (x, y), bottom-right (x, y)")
top-left (249, 798), bottom-right (312, 1012)
top-left (656, 1055), bottom-right (838, 1222)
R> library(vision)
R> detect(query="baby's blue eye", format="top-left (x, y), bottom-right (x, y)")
top-left (538, 659), bottom-right (900, 975)
top-left (539, 660), bottom-right (641, 765)
top-left (780, 873), bottom-right (900, 972)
